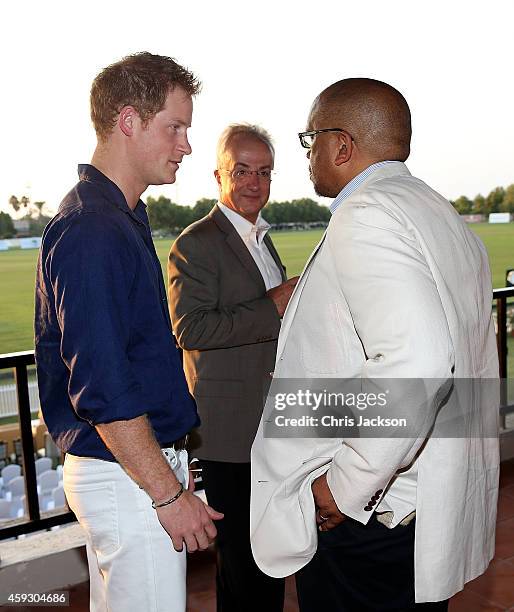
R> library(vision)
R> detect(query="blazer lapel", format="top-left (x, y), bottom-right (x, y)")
top-left (276, 231), bottom-right (327, 360)
top-left (264, 234), bottom-right (287, 281)
top-left (210, 205), bottom-right (267, 292)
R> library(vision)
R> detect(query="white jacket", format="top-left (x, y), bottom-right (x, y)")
top-left (250, 162), bottom-right (499, 602)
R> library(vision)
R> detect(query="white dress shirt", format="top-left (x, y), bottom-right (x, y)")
top-left (218, 202), bottom-right (282, 291)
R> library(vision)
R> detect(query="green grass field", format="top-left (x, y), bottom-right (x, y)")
top-left (1, 224), bottom-right (513, 377)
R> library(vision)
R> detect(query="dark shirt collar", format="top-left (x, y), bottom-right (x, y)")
top-left (77, 163), bottom-right (147, 224)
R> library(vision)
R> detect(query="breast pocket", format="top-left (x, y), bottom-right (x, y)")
top-left (65, 482), bottom-right (120, 556)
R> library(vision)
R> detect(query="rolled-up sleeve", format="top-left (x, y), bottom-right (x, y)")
top-left (48, 212), bottom-right (146, 425)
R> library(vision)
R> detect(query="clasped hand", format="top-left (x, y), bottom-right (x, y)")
top-left (156, 471), bottom-right (223, 552)
top-left (312, 472), bottom-right (345, 532)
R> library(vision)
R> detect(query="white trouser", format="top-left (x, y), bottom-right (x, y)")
top-left (64, 448), bottom-right (189, 612)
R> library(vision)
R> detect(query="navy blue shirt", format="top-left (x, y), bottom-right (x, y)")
top-left (35, 164), bottom-right (199, 461)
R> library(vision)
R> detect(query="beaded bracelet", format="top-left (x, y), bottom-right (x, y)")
top-left (151, 483), bottom-right (184, 509)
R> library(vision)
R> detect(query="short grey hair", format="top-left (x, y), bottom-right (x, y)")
top-left (216, 123), bottom-right (275, 167)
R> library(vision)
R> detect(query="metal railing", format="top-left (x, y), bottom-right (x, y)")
top-left (495, 286), bottom-right (514, 379)
top-left (1, 286), bottom-right (513, 540)
top-left (0, 351), bottom-right (75, 539)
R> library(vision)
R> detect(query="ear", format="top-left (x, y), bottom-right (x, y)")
top-left (118, 106), bottom-right (137, 137)
top-left (334, 131), bottom-right (353, 166)
top-left (214, 169), bottom-right (222, 188)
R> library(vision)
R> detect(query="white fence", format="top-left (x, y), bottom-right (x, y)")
top-left (0, 381), bottom-right (40, 418)
top-left (0, 237), bottom-right (42, 251)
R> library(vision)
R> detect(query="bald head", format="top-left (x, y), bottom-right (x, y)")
top-left (311, 78), bottom-right (411, 162)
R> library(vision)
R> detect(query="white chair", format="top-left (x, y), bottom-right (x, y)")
top-left (22, 492), bottom-right (50, 513)
top-left (0, 498), bottom-right (11, 521)
top-left (35, 457), bottom-right (52, 475)
top-left (38, 470), bottom-right (59, 498)
top-left (52, 485), bottom-right (66, 509)
top-left (11, 493), bottom-right (26, 518)
top-left (56, 464), bottom-right (63, 479)
top-left (2, 464), bottom-right (21, 489)
top-left (7, 475), bottom-right (25, 500)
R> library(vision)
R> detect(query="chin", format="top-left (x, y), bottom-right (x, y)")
top-left (313, 181), bottom-right (331, 198)
top-left (160, 173), bottom-right (177, 186)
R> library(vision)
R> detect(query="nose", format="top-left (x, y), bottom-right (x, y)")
top-left (247, 172), bottom-right (260, 190)
top-left (306, 150), bottom-right (311, 160)
top-left (178, 133), bottom-right (192, 156)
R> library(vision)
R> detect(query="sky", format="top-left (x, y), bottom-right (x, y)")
top-left (2, 1), bottom-right (513, 217)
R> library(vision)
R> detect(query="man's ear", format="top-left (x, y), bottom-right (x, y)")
top-left (118, 106), bottom-right (137, 137)
top-left (214, 169), bottom-right (222, 188)
top-left (334, 131), bottom-right (353, 166)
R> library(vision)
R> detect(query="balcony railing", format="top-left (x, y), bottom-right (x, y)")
top-left (1, 286), bottom-right (513, 540)
top-left (0, 351), bottom-right (75, 540)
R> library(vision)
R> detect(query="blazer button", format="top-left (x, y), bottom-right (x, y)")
top-left (364, 505), bottom-right (373, 512)
top-left (375, 489), bottom-right (383, 495)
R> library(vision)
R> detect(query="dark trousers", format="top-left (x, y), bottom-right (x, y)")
top-left (200, 460), bottom-right (285, 612)
top-left (296, 515), bottom-right (449, 612)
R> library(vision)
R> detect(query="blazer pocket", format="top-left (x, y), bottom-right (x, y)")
top-left (193, 378), bottom-right (244, 399)
top-left (300, 302), bottom-right (347, 374)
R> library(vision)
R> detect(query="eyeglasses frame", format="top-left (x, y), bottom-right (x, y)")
top-left (217, 168), bottom-right (275, 181)
top-left (298, 128), bottom-right (354, 149)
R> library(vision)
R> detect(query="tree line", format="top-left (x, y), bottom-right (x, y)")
top-left (451, 184), bottom-right (514, 215)
top-left (0, 195), bottom-right (52, 239)
top-left (2, 182), bottom-right (513, 239)
top-left (146, 196), bottom-right (331, 234)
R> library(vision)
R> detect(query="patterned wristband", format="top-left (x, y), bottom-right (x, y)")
top-left (151, 483), bottom-right (184, 509)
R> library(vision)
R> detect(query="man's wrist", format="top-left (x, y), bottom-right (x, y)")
top-left (145, 470), bottom-right (182, 505)
top-left (152, 483), bottom-right (184, 508)
top-left (151, 480), bottom-right (183, 507)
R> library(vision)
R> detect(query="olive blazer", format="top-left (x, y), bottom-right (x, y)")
top-left (168, 205), bottom-right (286, 462)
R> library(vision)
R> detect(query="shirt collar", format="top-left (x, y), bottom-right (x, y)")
top-left (217, 201), bottom-right (271, 244)
top-left (330, 161), bottom-right (396, 215)
top-left (77, 164), bottom-right (146, 223)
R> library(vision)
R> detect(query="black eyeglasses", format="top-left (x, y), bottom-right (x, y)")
top-left (298, 128), bottom-right (352, 149)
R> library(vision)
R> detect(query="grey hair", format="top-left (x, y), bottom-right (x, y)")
top-left (216, 123), bottom-right (275, 167)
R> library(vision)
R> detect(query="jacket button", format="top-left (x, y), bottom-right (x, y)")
top-left (376, 489), bottom-right (383, 495)
top-left (364, 505), bottom-right (372, 512)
